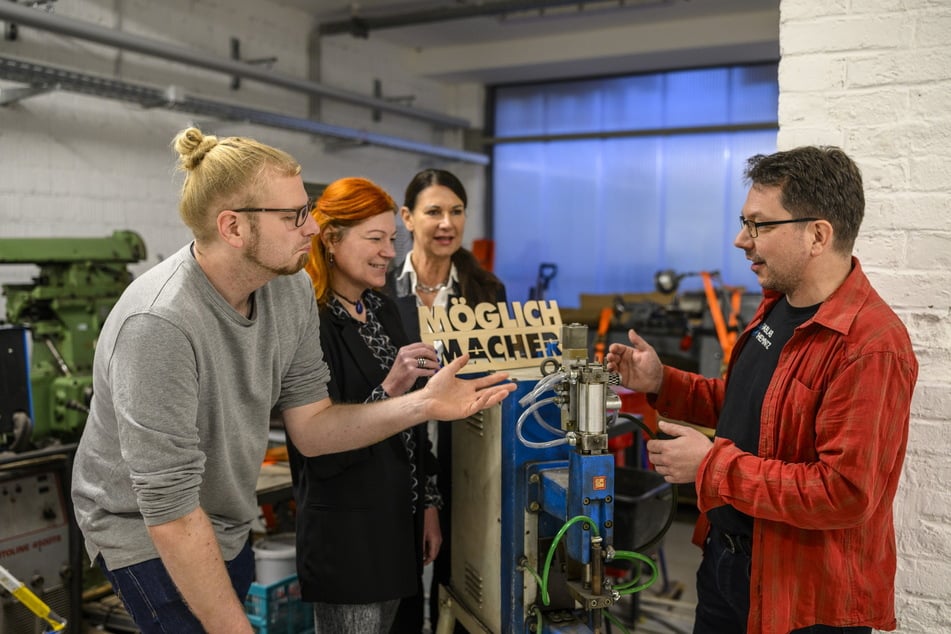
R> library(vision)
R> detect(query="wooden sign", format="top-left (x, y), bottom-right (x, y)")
top-left (418, 299), bottom-right (563, 374)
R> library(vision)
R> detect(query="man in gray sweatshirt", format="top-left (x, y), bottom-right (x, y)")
top-left (71, 127), bottom-right (515, 634)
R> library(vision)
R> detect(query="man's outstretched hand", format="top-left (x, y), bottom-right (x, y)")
top-left (423, 354), bottom-right (517, 420)
top-left (605, 329), bottom-right (664, 394)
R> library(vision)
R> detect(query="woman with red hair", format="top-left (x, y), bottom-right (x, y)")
top-left (287, 177), bottom-right (442, 633)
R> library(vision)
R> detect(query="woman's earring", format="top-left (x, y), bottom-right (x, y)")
top-left (329, 252), bottom-right (335, 267)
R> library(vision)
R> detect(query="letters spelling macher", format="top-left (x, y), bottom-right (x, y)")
top-left (418, 299), bottom-right (563, 374)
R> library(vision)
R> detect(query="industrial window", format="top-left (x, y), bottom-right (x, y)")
top-left (490, 63), bottom-right (778, 306)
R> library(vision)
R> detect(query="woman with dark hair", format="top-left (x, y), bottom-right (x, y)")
top-left (289, 176), bottom-right (442, 633)
top-left (386, 168), bottom-right (507, 631)
top-left (388, 168), bottom-right (506, 314)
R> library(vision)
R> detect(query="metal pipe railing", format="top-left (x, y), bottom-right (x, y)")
top-left (0, 56), bottom-right (489, 165)
top-left (0, 2), bottom-right (471, 129)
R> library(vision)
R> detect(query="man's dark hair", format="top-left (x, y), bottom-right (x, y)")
top-left (745, 146), bottom-right (864, 253)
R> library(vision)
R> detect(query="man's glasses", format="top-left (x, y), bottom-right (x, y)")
top-left (739, 215), bottom-right (819, 238)
top-left (232, 199), bottom-right (313, 227)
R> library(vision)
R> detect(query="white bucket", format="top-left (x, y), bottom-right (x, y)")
top-left (252, 533), bottom-right (297, 586)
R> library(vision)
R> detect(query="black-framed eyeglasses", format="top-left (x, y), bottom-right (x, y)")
top-left (231, 199), bottom-right (313, 228)
top-left (739, 215), bottom-right (819, 238)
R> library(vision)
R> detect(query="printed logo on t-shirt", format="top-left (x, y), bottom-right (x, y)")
top-left (753, 322), bottom-right (774, 350)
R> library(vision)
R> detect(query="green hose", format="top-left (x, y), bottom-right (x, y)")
top-left (540, 515), bottom-right (600, 607)
top-left (602, 608), bottom-right (632, 634)
top-left (611, 550), bottom-right (659, 594)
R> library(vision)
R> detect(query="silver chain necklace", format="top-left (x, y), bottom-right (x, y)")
top-left (415, 279), bottom-right (448, 294)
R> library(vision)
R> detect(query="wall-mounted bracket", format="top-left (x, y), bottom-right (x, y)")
top-left (0, 81), bottom-right (58, 106)
top-left (139, 84), bottom-right (187, 109)
top-left (372, 78), bottom-right (415, 122)
top-left (230, 36), bottom-right (277, 90)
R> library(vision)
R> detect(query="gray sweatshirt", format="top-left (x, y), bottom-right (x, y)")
top-left (71, 244), bottom-right (329, 569)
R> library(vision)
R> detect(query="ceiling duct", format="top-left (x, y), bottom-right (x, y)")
top-left (318, 0), bottom-right (670, 36)
top-left (0, 56), bottom-right (489, 165)
top-left (0, 1), bottom-right (470, 129)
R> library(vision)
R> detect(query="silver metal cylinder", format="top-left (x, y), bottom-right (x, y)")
top-left (577, 380), bottom-right (606, 434)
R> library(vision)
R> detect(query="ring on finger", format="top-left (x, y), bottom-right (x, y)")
top-left (416, 357), bottom-right (427, 369)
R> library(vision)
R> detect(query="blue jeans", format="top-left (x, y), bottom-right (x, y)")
top-left (692, 526), bottom-right (873, 634)
top-left (97, 539), bottom-right (254, 634)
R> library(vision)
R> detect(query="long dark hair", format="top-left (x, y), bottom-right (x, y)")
top-left (403, 168), bottom-right (505, 305)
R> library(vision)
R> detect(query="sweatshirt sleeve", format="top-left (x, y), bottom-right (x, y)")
top-left (109, 313), bottom-right (204, 526)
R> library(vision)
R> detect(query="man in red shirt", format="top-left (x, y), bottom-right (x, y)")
top-left (606, 146), bottom-right (918, 634)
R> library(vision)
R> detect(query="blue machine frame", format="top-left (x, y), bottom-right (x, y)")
top-left (443, 324), bottom-right (660, 634)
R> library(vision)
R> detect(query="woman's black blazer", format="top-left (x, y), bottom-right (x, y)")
top-left (287, 290), bottom-right (433, 604)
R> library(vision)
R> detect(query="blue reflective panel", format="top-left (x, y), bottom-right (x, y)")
top-left (493, 143), bottom-right (550, 300)
top-left (492, 64), bottom-right (777, 306)
top-left (598, 138), bottom-right (664, 293)
top-left (729, 65), bottom-right (779, 124)
top-left (496, 64), bottom-right (776, 137)
top-left (664, 68), bottom-right (730, 128)
top-left (543, 80), bottom-right (605, 135)
top-left (602, 75), bottom-right (666, 132)
top-left (495, 86), bottom-right (548, 137)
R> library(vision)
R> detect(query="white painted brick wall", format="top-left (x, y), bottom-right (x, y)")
top-left (0, 0), bottom-right (477, 315)
top-left (781, 1), bottom-right (951, 631)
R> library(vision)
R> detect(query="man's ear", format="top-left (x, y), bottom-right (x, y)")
top-left (810, 218), bottom-right (834, 255)
top-left (217, 210), bottom-right (246, 248)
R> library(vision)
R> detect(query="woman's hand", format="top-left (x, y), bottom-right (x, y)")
top-left (381, 343), bottom-right (440, 397)
top-left (422, 506), bottom-right (442, 566)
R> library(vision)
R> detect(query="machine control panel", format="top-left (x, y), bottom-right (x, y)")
top-left (0, 470), bottom-right (69, 593)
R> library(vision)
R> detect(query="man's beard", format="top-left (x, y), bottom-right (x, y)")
top-left (245, 228), bottom-right (308, 276)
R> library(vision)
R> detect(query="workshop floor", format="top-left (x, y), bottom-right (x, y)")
top-left (617, 508), bottom-right (701, 634)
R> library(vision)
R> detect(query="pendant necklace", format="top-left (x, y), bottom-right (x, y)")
top-left (333, 290), bottom-right (364, 315)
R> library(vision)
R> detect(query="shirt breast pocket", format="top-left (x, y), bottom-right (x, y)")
top-left (777, 377), bottom-right (822, 461)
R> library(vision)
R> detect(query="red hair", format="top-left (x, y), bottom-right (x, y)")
top-left (304, 177), bottom-right (396, 306)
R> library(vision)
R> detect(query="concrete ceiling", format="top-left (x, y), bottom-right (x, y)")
top-left (278, 0), bottom-right (780, 84)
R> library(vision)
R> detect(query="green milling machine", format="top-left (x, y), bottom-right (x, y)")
top-left (0, 231), bottom-right (147, 451)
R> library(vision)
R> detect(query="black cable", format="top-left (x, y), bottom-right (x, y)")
top-left (613, 412), bottom-right (679, 555)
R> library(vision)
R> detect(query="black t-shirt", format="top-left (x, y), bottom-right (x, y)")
top-left (706, 296), bottom-right (819, 536)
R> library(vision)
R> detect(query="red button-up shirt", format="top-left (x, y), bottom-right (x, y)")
top-left (651, 258), bottom-right (918, 634)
